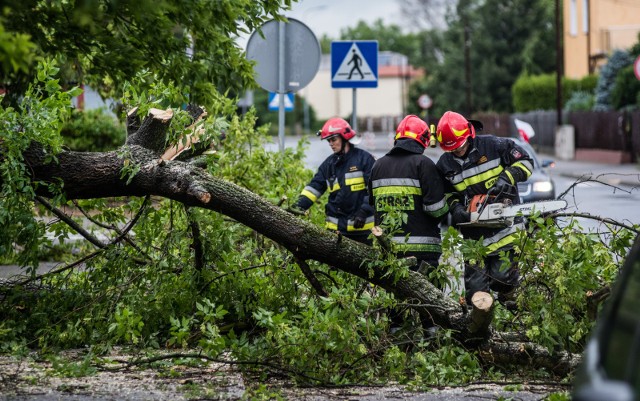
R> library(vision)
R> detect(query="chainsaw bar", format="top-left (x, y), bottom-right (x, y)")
top-left (458, 199), bottom-right (568, 228)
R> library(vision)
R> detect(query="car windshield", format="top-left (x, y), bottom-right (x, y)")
top-left (511, 138), bottom-right (541, 169)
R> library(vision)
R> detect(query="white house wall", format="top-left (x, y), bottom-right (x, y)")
top-left (302, 69), bottom-right (408, 123)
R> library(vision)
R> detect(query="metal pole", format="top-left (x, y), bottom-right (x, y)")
top-left (555, 0), bottom-right (563, 126)
top-left (278, 21), bottom-right (286, 154)
top-left (351, 88), bottom-right (358, 132)
top-left (464, 23), bottom-right (472, 115)
top-left (303, 93), bottom-right (310, 134)
top-left (586, 0), bottom-right (592, 73)
top-left (400, 56), bottom-right (406, 116)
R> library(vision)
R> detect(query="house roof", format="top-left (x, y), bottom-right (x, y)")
top-left (378, 65), bottom-right (424, 78)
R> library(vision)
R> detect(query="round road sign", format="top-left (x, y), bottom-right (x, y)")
top-left (417, 94), bottom-right (433, 109)
top-left (246, 18), bottom-right (321, 93)
top-left (634, 55), bottom-right (640, 82)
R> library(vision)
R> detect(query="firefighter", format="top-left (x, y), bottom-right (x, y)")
top-left (368, 115), bottom-right (449, 278)
top-left (290, 117), bottom-right (375, 244)
top-left (435, 110), bottom-right (534, 307)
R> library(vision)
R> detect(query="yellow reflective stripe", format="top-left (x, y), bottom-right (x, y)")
top-left (483, 224), bottom-right (524, 253)
top-left (345, 176), bottom-right (365, 186)
top-left (347, 221), bottom-right (375, 231)
top-left (450, 159), bottom-right (501, 186)
top-left (325, 221), bottom-right (338, 230)
top-left (452, 166), bottom-right (504, 192)
top-left (372, 186), bottom-right (422, 196)
top-left (394, 243), bottom-right (442, 253)
top-left (486, 233), bottom-right (518, 253)
top-left (327, 182), bottom-right (341, 193)
top-left (504, 170), bottom-right (515, 184)
top-left (445, 193), bottom-right (462, 208)
top-left (395, 131), bottom-right (419, 140)
top-left (300, 189), bottom-right (318, 202)
top-left (512, 161), bottom-right (533, 179)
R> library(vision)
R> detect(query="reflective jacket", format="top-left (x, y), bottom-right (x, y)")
top-left (295, 146), bottom-right (375, 236)
top-left (368, 139), bottom-right (449, 262)
top-left (436, 135), bottom-right (533, 254)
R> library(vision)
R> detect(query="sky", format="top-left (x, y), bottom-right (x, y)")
top-left (238, 0), bottom-right (403, 49)
top-left (284, 0), bottom-right (403, 40)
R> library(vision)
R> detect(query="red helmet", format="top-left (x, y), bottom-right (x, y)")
top-left (317, 117), bottom-right (356, 141)
top-left (436, 111), bottom-right (476, 152)
top-left (395, 115), bottom-right (430, 147)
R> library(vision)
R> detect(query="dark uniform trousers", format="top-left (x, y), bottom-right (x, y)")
top-left (436, 135), bottom-right (534, 304)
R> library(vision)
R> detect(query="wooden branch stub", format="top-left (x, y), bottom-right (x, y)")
top-left (186, 104), bottom-right (207, 121)
top-left (468, 291), bottom-right (494, 334)
top-left (295, 257), bottom-right (329, 297)
top-left (372, 226), bottom-right (391, 252)
top-left (148, 108), bottom-right (174, 122)
top-left (586, 286), bottom-right (611, 320)
top-left (162, 127), bottom-right (205, 161)
top-left (126, 108), bottom-right (174, 155)
top-left (400, 256), bottom-right (418, 269)
top-left (479, 339), bottom-right (581, 376)
top-left (187, 184), bottom-right (212, 204)
top-left (161, 105), bottom-right (211, 161)
top-left (126, 107), bottom-right (140, 137)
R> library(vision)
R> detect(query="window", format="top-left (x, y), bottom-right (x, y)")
top-left (570, 0), bottom-right (578, 36)
top-left (582, 0), bottom-right (589, 34)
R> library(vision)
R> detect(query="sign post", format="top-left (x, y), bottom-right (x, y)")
top-left (247, 18), bottom-right (320, 153)
top-left (417, 93), bottom-right (433, 124)
top-left (331, 41), bottom-right (378, 133)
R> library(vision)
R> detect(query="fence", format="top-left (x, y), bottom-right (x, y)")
top-left (358, 111), bottom-right (640, 163)
top-left (475, 110), bottom-right (640, 163)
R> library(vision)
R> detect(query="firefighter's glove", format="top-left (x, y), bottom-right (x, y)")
top-left (353, 209), bottom-right (368, 229)
top-left (451, 204), bottom-right (471, 226)
top-left (494, 175), bottom-right (517, 200)
top-left (286, 205), bottom-right (306, 216)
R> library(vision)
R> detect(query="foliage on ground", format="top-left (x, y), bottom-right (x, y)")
top-left (0, 66), bottom-right (637, 390)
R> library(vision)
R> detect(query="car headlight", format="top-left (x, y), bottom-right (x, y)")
top-left (532, 181), bottom-right (553, 193)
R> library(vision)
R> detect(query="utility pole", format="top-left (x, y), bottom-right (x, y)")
top-left (555, 0), bottom-right (563, 125)
top-left (464, 23), bottom-right (472, 115)
top-left (459, 0), bottom-right (472, 115)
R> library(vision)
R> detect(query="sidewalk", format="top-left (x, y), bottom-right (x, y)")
top-left (422, 146), bottom-right (640, 187)
top-left (539, 152), bottom-right (640, 187)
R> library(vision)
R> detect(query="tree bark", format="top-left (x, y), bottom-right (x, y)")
top-left (6, 109), bottom-right (580, 376)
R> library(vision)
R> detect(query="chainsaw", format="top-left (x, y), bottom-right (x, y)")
top-left (458, 192), bottom-right (568, 228)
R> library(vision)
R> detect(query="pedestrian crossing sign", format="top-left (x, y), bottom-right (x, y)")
top-left (331, 41), bottom-right (378, 88)
top-left (268, 92), bottom-right (294, 111)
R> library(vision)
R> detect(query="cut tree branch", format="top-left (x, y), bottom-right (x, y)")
top-left (4, 108), bottom-right (588, 376)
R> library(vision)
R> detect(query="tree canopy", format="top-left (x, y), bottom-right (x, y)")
top-left (335, 0), bottom-right (557, 115)
top-left (0, 0), bottom-right (290, 107)
top-left (419, 0), bottom-right (556, 115)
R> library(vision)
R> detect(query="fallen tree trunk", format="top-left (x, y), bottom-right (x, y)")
top-left (9, 108), bottom-right (581, 375)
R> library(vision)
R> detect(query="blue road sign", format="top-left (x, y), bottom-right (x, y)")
top-left (331, 41), bottom-right (378, 88)
top-left (268, 92), bottom-right (294, 111)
